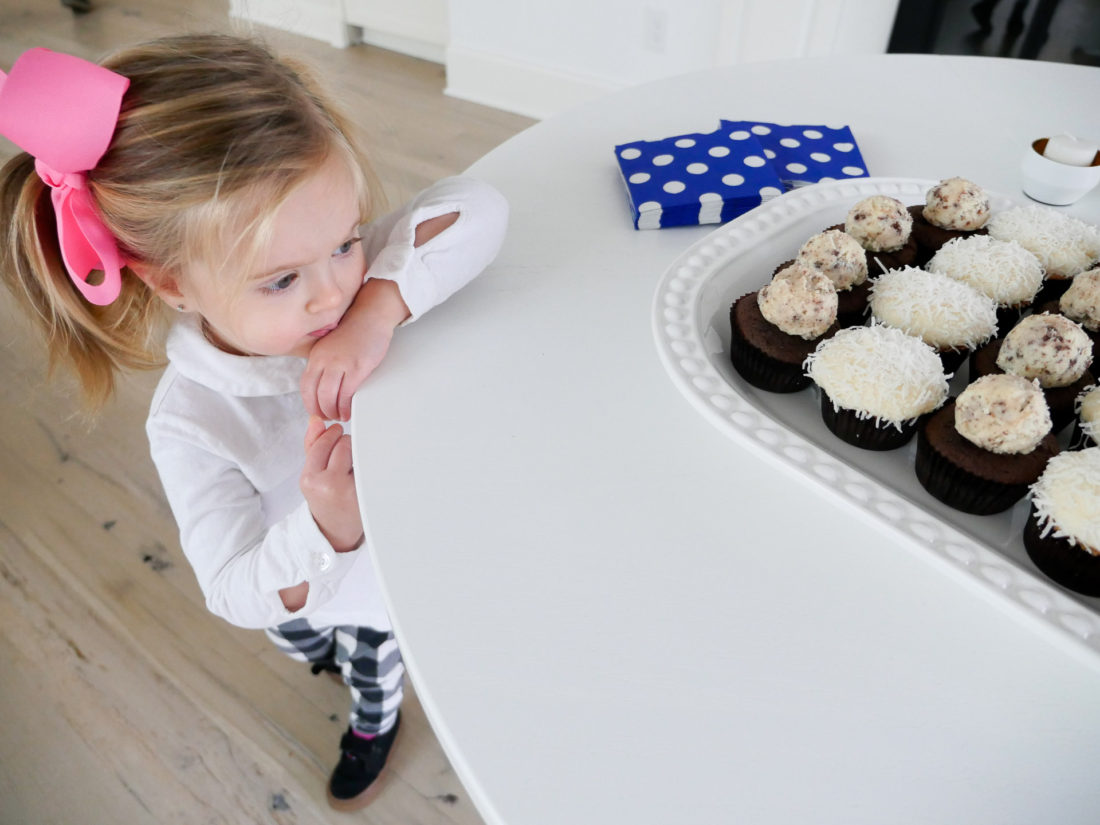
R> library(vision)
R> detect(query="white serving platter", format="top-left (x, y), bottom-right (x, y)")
top-left (651, 176), bottom-right (1100, 662)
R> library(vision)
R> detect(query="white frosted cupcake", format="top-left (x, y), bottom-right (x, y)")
top-left (910, 177), bottom-right (992, 262)
top-left (796, 229), bottom-right (870, 327)
top-left (728, 262), bottom-right (839, 392)
top-left (838, 195), bottom-right (919, 272)
top-left (986, 205), bottom-right (1100, 304)
top-left (868, 266), bottom-right (998, 372)
top-left (916, 374), bottom-right (1058, 515)
top-left (1024, 447), bottom-right (1100, 596)
top-left (1072, 385), bottom-right (1100, 449)
top-left (1058, 267), bottom-right (1100, 364)
top-left (926, 235), bottom-right (1044, 329)
top-left (805, 323), bottom-right (948, 450)
top-left (971, 312), bottom-right (1095, 432)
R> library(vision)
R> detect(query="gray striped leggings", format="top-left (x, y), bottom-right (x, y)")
top-left (265, 619), bottom-right (404, 736)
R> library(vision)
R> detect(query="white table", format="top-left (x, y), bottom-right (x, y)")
top-left (353, 55), bottom-right (1100, 825)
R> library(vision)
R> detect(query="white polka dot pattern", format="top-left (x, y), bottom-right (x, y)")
top-left (616, 120), bottom-right (870, 230)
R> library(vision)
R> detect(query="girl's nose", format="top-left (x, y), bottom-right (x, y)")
top-left (307, 270), bottom-right (344, 312)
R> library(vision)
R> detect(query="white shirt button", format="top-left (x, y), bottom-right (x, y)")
top-left (314, 552), bottom-right (333, 572)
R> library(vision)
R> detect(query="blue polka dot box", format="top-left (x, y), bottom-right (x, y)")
top-left (614, 120), bottom-right (868, 230)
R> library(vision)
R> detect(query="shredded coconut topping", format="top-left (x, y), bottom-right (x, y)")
top-left (804, 323), bottom-right (948, 428)
top-left (986, 205), bottom-right (1100, 279)
top-left (1059, 267), bottom-right (1100, 332)
top-left (955, 374), bottom-right (1051, 454)
top-left (926, 235), bottom-right (1044, 307)
top-left (796, 229), bottom-right (868, 290)
top-left (869, 266), bottom-right (998, 351)
top-left (996, 312), bottom-right (1094, 388)
top-left (922, 177), bottom-right (991, 231)
top-left (845, 195), bottom-right (913, 252)
top-left (1078, 385), bottom-right (1100, 440)
top-left (758, 262), bottom-right (838, 339)
top-left (1030, 447), bottom-right (1100, 554)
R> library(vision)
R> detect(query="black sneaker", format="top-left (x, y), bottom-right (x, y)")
top-left (326, 714), bottom-right (401, 811)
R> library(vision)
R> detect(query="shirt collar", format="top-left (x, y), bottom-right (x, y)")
top-left (165, 315), bottom-right (305, 397)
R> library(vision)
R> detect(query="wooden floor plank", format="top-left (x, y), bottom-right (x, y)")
top-left (0, 1), bottom-right (534, 822)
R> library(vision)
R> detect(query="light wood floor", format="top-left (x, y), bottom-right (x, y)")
top-left (0, 2), bottom-right (534, 823)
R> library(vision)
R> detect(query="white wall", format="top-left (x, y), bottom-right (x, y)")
top-left (446, 0), bottom-right (900, 119)
top-left (230, 0), bottom-right (900, 120)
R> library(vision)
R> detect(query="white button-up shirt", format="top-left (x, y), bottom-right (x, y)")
top-left (146, 177), bottom-right (508, 629)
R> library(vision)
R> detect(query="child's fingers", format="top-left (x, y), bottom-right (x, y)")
top-left (328, 432), bottom-right (354, 475)
top-left (304, 415), bottom-right (327, 450)
top-left (316, 371), bottom-right (346, 422)
top-left (302, 421), bottom-right (343, 474)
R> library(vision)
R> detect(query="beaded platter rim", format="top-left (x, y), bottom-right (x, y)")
top-left (651, 175), bottom-right (1100, 663)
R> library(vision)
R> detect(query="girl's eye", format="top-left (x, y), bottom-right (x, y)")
top-left (335, 237), bottom-right (361, 256)
top-left (262, 272), bottom-right (298, 293)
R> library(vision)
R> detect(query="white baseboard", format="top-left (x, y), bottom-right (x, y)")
top-left (444, 46), bottom-right (621, 121)
top-left (358, 29), bottom-right (445, 64)
top-left (228, 0), bottom-right (357, 48)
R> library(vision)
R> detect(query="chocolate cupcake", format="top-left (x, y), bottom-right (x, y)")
top-left (1058, 267), bottom-right (1100, 365)
top-left (868, 266), bottom-right (998, 374)
top-left (986, 204), bottom-right (1100, 305)
top-left (970, 313), bottom-right (1095, 432)
top-left (805, 323), bottom-right (949, 450)
top-left (908, 177), bottom-right (991, 264)
top-left (794, 229), bottom-right (870, 327)
top-left (1071, 385), bottom-right (1100, 450)
top-left (916, 374), bottom-right (1058, 515)
top-left (834, 194), bottom-right (919, 273)
top-left (1024, 447), bottom-right (1100, 596)
top-left (926, 235), bottom-right (1044, 333)
top-left (729, 262), bottom-right (839, 393)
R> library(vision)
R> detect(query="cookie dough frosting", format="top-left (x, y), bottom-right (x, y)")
top-left (796, 229), bottom-right (868, 290)
top-left (1030, 447), bottom-right (1100, 553)
top-left (844, 195), bottom-right (913, 252)
top-left (955, 374), bottom-right (1051, 454)
top-left (1059, 267), bottom-right (1100, 331)
top-left (757, 262), bottom-right (838, 340)
top-left (805, 323), bottom-right (948, 426)
top-left (922, 177), bottom-right (991, 231)
top-left (869, 266), bottom-right (998, 351)
top-left (926, 235), bottom-right (1044, 307)
top-left (996, 313), bottom-right (1094, 388)
top-left (986, 205), bottom-right (1100, 279)
top-left (1078, 385), bottom-right (1100, 440)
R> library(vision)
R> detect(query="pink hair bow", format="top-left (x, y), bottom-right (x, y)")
top-left (0, 48), bottom-right (129, 305)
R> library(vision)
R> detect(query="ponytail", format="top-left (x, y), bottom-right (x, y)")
top-left (0, 151), bottom-right (166, 410)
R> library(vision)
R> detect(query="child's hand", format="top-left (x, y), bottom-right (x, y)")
top-left (300, 416), bottom-right (363, 553)
top-left (301, 317), bottom-right (394, 422)
top-left (300, 278), bottom-right (409, 421)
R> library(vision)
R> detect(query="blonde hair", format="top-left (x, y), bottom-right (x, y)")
top-left (0, 33), bottom-right (381, 410)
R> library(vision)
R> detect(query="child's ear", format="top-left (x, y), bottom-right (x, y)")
top-left (129, 264), bottom-right (188, 310)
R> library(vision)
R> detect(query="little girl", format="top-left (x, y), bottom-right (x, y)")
top-left (0, 34), bottom-right (507, 811)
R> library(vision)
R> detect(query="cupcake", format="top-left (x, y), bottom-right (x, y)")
top-left (986, 205), bottom-right (1100, 305)
top-left (729, 262), bottom-right (839, 393)
top-left (908, 177), bottom-right (991, 263)
top-left (1071, 385), bottom-right (1099, 450)
top-left (926, 235), bottom-right (1044, 332)
top-left (916, 374), bottom-right (1058, 515)
top-left (1024, 447), bottom-right (1100, 596)
top-left (1058, 267), bottom-right (1100, 364)
top-left (969, 313), bottom-right (1095, 432)
top-left (836, 195), bottom-right (919, 272)
top-left (868, 266), bottom-right (998, 373)
top-left (805, 323), bottom-right (948, 450)
top-left (795, 229), bottom-right (870, 327)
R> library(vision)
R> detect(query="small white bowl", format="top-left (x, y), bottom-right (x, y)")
top-left (1021, 138), bottom-right (1100, 206)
